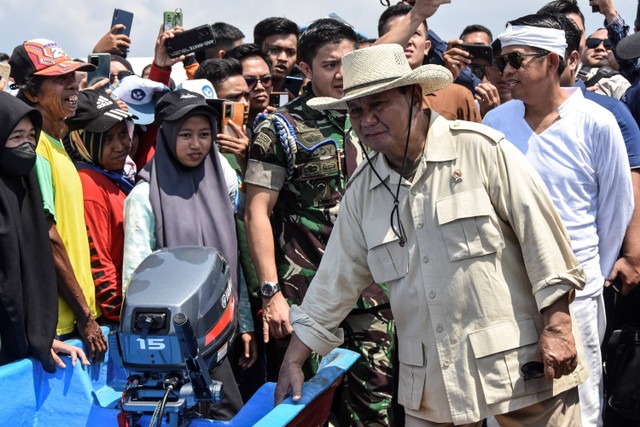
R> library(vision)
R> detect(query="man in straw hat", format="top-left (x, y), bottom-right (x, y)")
top-left (244, 17), bottom-right (397, 425)
top-left (275, 41), bottom-right (589, 426)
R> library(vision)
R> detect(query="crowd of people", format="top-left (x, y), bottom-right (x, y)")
top-left (1, 0), bottom-right (640, 425)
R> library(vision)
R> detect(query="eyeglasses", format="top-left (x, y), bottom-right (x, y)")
top-left (244, 75), bottom-right (273, 90)
top-left (520, 361), bottom-right (545, 381)
top-left (497, 51), bottom-right (549, 72)
top-left (586, 37), bottom-right (613, 50)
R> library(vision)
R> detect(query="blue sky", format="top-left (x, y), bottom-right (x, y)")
top-left (1, 0), bottom-right (637, 60)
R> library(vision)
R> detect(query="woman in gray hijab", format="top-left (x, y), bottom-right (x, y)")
top-left (123, 89), bottom-right (248, 420)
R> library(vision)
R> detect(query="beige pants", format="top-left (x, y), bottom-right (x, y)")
top-left (405, 387), bottom-right (581, 427)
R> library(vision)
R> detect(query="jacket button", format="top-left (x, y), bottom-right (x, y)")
top-left (429, 291), bottom-right (436, 299)
top-left (416, 222), bottom-right (424, 229)
top-left (436, 324), bottom-right (444, 333)
top-left (443, 361), bottom-right (450, 369)
top-left (422, 256), bottom-right (430, 263)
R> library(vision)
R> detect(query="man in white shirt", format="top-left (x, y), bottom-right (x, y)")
top-left (483, 13), bottom-right (633, 427)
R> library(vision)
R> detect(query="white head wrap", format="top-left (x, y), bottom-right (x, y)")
top-left (498, 24), bottom-right (567, 57)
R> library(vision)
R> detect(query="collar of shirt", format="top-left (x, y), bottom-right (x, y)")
top-left (557, 86), bottom-right (583, 118)
top-left (367, 112), bottom-right (457, 190)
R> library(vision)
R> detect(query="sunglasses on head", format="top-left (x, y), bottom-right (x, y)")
top-left (244, 75), bottom-right (273, 90)
top-left (497, 51), bottom-right (549, 72)
top-left (586, 37), bottom-right (613, 50)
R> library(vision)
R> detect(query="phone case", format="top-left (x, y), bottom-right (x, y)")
top-left (270, 92), bottom-right (289, 108)
top-left (163, 9), bottom-right (183, 31)
top-left (165, 25), bottom-right (216, 58)
top-left (221, 102), bottom-right (245, 138)
top-left (111, 9), bottom-right (133, 57)
top-left (112, 9), bottom-right (134, 36)
top-left (86, 53), bottom-right (111, 86)
top-left (457, 43), bottom-right (493, 66)
top-left (284, 76), bottom-right (304, 96)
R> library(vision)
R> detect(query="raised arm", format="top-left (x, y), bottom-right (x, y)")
top-left (375, 0), bottom-right (452, 46)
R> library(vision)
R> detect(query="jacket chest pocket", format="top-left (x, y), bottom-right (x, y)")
top-left (435, 188), bottom-right (504, 262)
top-left (363, 219), bottom-right (409, 284)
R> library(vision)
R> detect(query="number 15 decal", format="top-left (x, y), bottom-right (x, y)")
top-left (137, 338), bottom-right (166, 350)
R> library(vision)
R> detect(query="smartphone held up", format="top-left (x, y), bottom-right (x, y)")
top-left (165, 24), bottom-right (217, 59)
top-left (270, 92), bottom-right (289, 108)
top-left (455, 43), bottom-right (493, 66)
top-left (86, 53), bottom-right (111, 87)
top-left (111, 8), bottom-right (134, 57)
top-left (164, 9), bottom-right (183, 31)
top-left (221, 101), bottom-right (245, 139)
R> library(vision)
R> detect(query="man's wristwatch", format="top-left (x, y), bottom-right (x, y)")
top-left (260, 281), bottom-right (281, 298)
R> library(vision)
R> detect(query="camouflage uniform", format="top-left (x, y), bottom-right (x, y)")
top-left (244, 86), bottom-right (394, 426)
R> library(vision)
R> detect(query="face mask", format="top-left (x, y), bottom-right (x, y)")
top-left (0, 142), bottom-right (37, 177)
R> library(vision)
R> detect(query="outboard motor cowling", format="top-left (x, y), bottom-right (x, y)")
top-left (116, 246), bottom-right (237, 426)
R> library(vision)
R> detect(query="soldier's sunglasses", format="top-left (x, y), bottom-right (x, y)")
top-left (497, 51), bottom-right (549, 72)
top-left (244, 75), bottom-right (273, 90)
top-left (586, 37), bottom-right (613, 50)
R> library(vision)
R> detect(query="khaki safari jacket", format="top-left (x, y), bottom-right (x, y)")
top-left (290, 112), bottom-right (588, 424)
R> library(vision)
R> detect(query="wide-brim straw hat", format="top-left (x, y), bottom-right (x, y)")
top-left (308, 44), bottom-right (452, 110)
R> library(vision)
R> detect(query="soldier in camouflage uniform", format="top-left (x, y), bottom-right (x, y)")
top-left (244, 19), bottom-right (395, 427)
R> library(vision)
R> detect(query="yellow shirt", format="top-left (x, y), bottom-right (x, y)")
top-left (291, 114), bottom-right (587, 424)
top-left (36, 133), bottom-right (99, 335)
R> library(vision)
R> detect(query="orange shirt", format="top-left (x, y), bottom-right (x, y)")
top-left (423, 83), bottom-right (481, 123)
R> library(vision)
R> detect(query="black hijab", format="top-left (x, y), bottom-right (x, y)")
top-left (138, 107), bottom-right (238, 290)
top-left (0, 91), bottom-right (57, 372)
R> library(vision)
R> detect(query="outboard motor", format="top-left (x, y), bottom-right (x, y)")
top-left (114, 246), bottom-right (236, 426)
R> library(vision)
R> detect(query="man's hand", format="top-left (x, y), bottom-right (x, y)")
top-left (474, 82), bottom-right (500, 117)
top-left (86, 77), bottom-right (110, 91)
top-left (539, 295), bottom-right (578, 379)
top-left (217, 122), bottom-right (249, 170)
top-left (375, 0), bottom-right (451, 47)
top-left (589, 0), bottom-right (617, 23)
top-left (76, 316), bottom-right (108, 364)
top-left (238, 332), bottom-right (258, 369)
top-left (154, 26), bottom-right (185, 69)
top-left (262, 292), bottom-right (293, 343)
top-left (93, 25), bottom-right (131, 56)
top-left (51, 339), bottom-right (90, 369)
top-left (607, 255), bottom-right (640, 295)
top-left (274, 334), bottom-right (312, 405)
top-left (443, 40), bottom-right (472, 80)
top-left (410, 0), bottom-right (452, 20)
